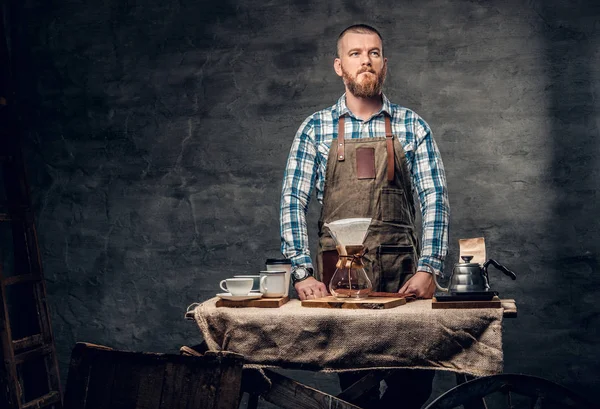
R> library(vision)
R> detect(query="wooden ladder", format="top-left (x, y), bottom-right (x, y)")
top-left (0, 4), bottom-right (63, 409)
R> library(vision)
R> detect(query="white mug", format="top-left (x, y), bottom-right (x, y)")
top-left (259, 270), bottom-right (287, 298)
top-left (219, 278), bottom-right (254, 296)
top-left (265, 259), bottom-right (292, 297)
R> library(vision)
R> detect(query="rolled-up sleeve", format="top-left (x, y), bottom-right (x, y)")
top-left (280, 117), bottom-right (318, 269)
top-left (411, 118), bottom-right (450, 277)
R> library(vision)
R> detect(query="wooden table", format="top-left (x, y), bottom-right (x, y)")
top-left (187, 298), bottom-right (517, 409)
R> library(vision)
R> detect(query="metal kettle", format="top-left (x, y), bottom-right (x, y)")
top-left (433, 255), bottom-right (517, 293)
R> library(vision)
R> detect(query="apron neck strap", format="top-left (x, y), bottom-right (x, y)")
top-left (337, 116), bottom-right (346, 161)
top-left (384, 114), bottom-right (395, 182)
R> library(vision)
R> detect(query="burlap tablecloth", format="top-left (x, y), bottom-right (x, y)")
top-left (192, 298), bottom-right (504, 377)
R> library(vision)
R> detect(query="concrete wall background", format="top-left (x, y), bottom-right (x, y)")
top-left (5, 0), bottom-right (600, 405)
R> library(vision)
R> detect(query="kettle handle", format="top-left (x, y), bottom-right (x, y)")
top-left (423, 263), bottom-right (448, 292)
top-left (483, 259), bottom-right (517, 280)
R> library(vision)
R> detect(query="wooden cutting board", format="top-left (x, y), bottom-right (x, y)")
top-left (216, 296), bottom-right (289, 308)
top-left (432, 296), bottom-right (502, 309)
top-left (302, 296), bottom-right (406, 309)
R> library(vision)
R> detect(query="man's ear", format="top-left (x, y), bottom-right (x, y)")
top-left (334, 58), bottom-right (343, 77)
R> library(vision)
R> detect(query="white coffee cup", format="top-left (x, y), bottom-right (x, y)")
top-left (265, 259), bottom-right (292, 297)
top-left (234, 275), bottom-right (261, 292)
top-left (259, 270), bottom-right (287, 298)
top-left (219, 278), bottom-right (254, 296)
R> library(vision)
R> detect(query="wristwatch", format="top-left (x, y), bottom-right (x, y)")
top-left (291, 266), bottom-right (313, 284)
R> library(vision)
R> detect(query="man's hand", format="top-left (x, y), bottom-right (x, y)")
top-left (398, 271), bottom-right (436, 299)
top-left (294, 277), bottom-right (328, 300)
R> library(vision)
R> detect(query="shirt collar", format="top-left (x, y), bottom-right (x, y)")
top-left (335, 93), bottom-right (393, 119)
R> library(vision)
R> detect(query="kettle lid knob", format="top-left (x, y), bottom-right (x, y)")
top-left (461, 255), bottom-right (474, 263)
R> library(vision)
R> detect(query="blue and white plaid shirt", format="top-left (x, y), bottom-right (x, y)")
top-left (280, 93), bottom-right (449, 276)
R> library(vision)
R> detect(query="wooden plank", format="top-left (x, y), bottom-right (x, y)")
top-left (2, 273), bottom-right (41, 286)
top-left (12, 334), bottom-right (44, 351)
top-left (501, 299), bottom-right (517, 318)
top-left (14, 344), bottom-right (53, 364)
top-left (109, 355), bottom-right (141, 409)
top-left (301, 296), bottom-right (406, 309)
top-left (337, 370), bottom-right (393, 402)
top-left (22, 391), bottom-right (61, 409)
top-left (261, 369), bottom-right (363, 409)
top-left (161, 361), bottom-right (191, 409)
top-left (133, 359), bottom-right (164, 409)
top-left (206, 355), bottom-right (244, 409)
top-left (63, 344), bottom-right (94, 409)
top-left (0, 267), bottom-right (21, 409)
top-left (431, 296), bottom-right (502, 310)
top-left (34, 280), bottom-right (63, 396)
top-left (85, 351), bottom-right (117, 409)
top-left (216, 296), bottom-right (289, 308)
top-left (64, 344), bottom-right (244, 409)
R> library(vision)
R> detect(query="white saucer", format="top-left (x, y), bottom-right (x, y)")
top-left (217, 292), bottom-right (263, 301)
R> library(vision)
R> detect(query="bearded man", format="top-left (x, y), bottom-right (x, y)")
top-left (279, 24), bottom-right (450, 409)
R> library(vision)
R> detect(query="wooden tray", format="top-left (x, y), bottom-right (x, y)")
top-left (432, 295), bottom-right (502, 309)
top-left (302, 296), bottom-right (406, 309)
top-left (216, 296), bottom-right (289, 308)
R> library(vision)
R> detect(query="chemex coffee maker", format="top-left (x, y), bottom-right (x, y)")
top-left (323, 218), bottom-right (373, 299)
top-left (432, 237), bottom-right (517, 301)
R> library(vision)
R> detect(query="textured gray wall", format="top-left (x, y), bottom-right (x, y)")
top-left (7, 0), bottom-right (600, 405)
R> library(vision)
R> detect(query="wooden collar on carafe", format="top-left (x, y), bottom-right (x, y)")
top-left (337, 114), bottom-right (395, 182)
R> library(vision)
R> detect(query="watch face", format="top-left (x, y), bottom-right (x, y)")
top-left (294, 268), bottom-right (308, 280)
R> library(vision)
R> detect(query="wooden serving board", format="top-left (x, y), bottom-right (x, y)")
top-left (216, 296), bottom-right (289, 308)
top-left (432, 295), bottom-right (502, 309)
top-left (302, 296), bottom-right (406, 309)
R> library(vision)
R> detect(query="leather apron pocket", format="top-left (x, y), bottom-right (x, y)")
top-left (356, 147), bottom-right (376, 179)
top-left (381, 188), bottom-right (410, 223)
top-left (377, 245), bottom-right (416, 293)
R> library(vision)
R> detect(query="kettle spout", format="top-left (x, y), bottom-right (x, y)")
top-left (424, 263), bottom-right (448, 293)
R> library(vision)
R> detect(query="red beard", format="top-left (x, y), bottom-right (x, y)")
top-left (342, 66), bottom-right (386, 98)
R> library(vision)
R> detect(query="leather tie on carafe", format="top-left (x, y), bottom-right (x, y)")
top-left (336, 247), bottom-right (368, 269)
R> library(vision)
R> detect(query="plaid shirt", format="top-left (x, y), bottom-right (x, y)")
top-left (280, 93), bottom-right (449, 276)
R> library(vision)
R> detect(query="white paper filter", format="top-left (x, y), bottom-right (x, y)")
top-left (323, 218), bottom-right (372, 247)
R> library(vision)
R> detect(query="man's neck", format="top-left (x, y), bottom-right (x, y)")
top-left (344, 91), bottom-right (383, 121)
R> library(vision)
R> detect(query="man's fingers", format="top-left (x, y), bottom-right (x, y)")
top-left (398, 281), bottom-right (411, 294)
top-left (304, 287), bottom-right (319, 300)
top-left (304, 284), bottom-right (325, 299)
top-left (295, 277), bottom-right (329, 300)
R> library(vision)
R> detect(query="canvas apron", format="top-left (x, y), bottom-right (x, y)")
top-left (317, 114), bottom-right (420, 293)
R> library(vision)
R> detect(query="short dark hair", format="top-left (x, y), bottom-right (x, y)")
top-left (337, 24), bottom-right (384, 57)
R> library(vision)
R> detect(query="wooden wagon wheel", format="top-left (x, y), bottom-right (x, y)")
top-left (424, 373), bottom-right (598, 409)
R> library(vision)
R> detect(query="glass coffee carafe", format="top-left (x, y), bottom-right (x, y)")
top-left (324, 218), bottom-right (373, 299)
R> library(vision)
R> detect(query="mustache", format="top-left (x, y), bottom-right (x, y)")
top-left (357, 67), bottom-right (376, 74)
